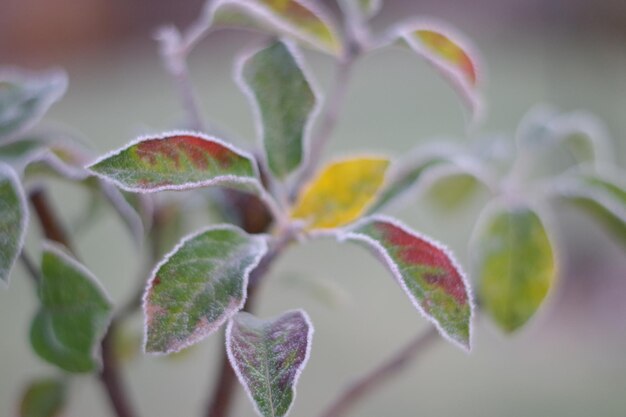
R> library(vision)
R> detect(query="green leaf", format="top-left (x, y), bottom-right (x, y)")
top-left (339, 0), bottom-right (383, 20)
top-left (208, 0), bottom-right (342, 55)
top-left (473, 204), bottom-right (556, 333)
top-left (0, 69), bottom-right (67, 140)
top-left (226, 310), bottom-right (313, 417)
top-left (555, 174), bottom-right (626, 247)
top-left (30, 243), bottom-right (113, 372)
top-left (239, 40), bottom-right (318, 179)
top-left (0, 163), bottom-right (28, 287)
top-left (340, 215), bottom-right (473, 350)
top-left (393, 20), bottom-right (482, 119)
top-left (19, 377), bottom-right (67, 417)
top-left (424, 167), bottom-right (481, 211)
top-left (87, 132), bottom-right (260, 193)
top-left (143, 225), bottom-right (268, 354)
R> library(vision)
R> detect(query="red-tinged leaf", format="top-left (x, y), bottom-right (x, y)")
top-left (87, 131), bottom-right (260, 193)
top-left (393, 19), bottom-right (482, 120)
top-left (339, 215), bottom-right (473, 350)
top-left (208, 0), bottom-right (342, 56)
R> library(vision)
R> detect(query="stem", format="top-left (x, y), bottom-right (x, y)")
top-left (28, 188), bottom-right (138, 417)
top-left (320, 327), bottom-right (439, 417)
top-left (19, 251), bottom-right (41, 287)
top-left (293, 52), bottom-right (357, 197)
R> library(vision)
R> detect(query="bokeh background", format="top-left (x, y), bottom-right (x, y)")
top-left (1, 0), bottom-right (625, 416)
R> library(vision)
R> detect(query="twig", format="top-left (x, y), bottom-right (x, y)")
top-left (320, 326), bottom-right (439, 417)
top-left (28, 188), bottom-right (138, 417)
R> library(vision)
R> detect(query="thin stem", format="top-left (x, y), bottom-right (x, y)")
top-left (320, 327), bottom-right (439, 417)
top-left (19, 251), bottom-right (41, 287)
top-left (293, 52), bottom-right (357, 198)
top-left (28, 188), bottom-right (138, 417)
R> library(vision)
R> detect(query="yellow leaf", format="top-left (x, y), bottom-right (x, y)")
top-left (291, 157), bottom-right (389, 229)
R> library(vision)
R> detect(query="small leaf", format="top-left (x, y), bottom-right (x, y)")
top-left (424, 168), bottom-right (480, 210)
top-left (394, 20), bottom-right (482, 118)
top-left (143, 225), bottom-right (268, 354)
top-left (339, 215), bottom-right (473, 350)
top-left (473, 204), bottom-right (556, 333)
top-left (238, 40), bottom-right (318, 179)
top-left (554, 174), bottom-right (626, 247)
top-left (226, 310), bottom-right (314, 417)
top-left (291, 157), bottom-right (389, 229)
top-left (0, 69), bottom-right (67, 140)
top-left (0, 163), bottom-right (28, 287)
top-left (19, 377), bottom-right (66, 417)
top-left (339, 0), bottom-right (383, 20)
top-left (208, 0), bottom-right (342, 55)
top-left (87, 132), bottom-right (260, 193)
top-left (30, 243), bottom-right (113, 372)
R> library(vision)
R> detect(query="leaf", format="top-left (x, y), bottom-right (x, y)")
top-left (30, 243), bottom-right (113, 373)
top-left (208, 0), bottom-right (342, 55)
top-left (340, 0), bottom-right (383, 19)
top-left (143, 225), bottom-right (268, 354)
top-left (19, 377), bottom-right (67, 417)
top-left (339, 215), bottom-right (473, 350)
top-left (0, 69), bottom-right (67, 141)
top-left (394, 20), bottom-right (482, 119)
top-left (554, 174), bottom-right (626, 247)
top-left (226, 310), bottom-right (314, 417)
top-left (238, 40), bottom-right (318, 179)
top-left (424, 168), bottom-right (480, 210)
top-left (291, 157), bottom-right (389, 229)
top-left (473, 204), bottom-right (556, 333)
top-left (0, 163), bottom-right (28, 287)
top-left (87, 132), bottom-right (260, 193)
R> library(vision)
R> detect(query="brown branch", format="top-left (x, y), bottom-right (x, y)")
top-left (28, 188), bottom-right (138, 417)
top-left (320, 326), bottom-right (439, 417)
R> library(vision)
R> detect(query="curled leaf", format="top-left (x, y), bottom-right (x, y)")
top-left (393, 20), bottom-right (482, 119)
top-left (339, 215), bottom-right (473, 350)
top-left (291, 156), bottom-right (389, 229)
top-left (473, 204), bottom-right (556, 333)
top-left (0, 68), bottom-right (67, 141)
top-left (226, 310), bottom-right (314, 417)
top-left (143, 225), bottom-right (268, 354)
top-left (30, 243), bottom-right (113, 372)
top-left (0, 163), bottom-right (28, 287)
top-left (87, 131), bottom-right (260, 193)
top-left (238, 39), bottom-right (318, 179)
top-left (208, 0), bottom-right (342, 55)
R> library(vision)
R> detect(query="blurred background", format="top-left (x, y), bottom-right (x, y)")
top-left (1, 0), bottom-right (625, 416)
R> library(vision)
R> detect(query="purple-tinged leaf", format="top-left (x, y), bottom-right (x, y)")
top-left (472, 203), bottom-right (555, 333)
top-left (0, 163), bottom-right (28, 287)
top-left (0, 68), bottom-right (67, 141)
top-left (237, 39), bottom-right (319, 179)
top-left (208, 0), bottom-right (342, 56)
top-left (87, 131), bottom-right (260, 193)
top-left (30, 243), bottom-right (113, 372)
top-left (339, 215), bottom-right (473, 350)
top-left (19, 377), bottom-right (67, 417)
top-left (143, 225), bottom-right (268, 354)
top-left (226, 310), bottom-right (314, 417)
top-left (392, 19), bottom-right (482, 120)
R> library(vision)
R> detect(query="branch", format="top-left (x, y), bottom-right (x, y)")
top-left (28, 188), bottom-right (139, 417)
top-left (320, 326), bottom-right (439, 417)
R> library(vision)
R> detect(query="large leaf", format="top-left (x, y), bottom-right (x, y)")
top-left (473, 204), bottom-right (555, 333)
top-left (394, 20), bottom-right (482, 119)
top-left (291, 157), bottom-right (389, 229)
top-left (339, 215), bottom-right (473, 350)
top-left (238, 40), bottom-right (318, 179)
top-left (0, 163), bottom-right (28, 287)
top-left (0, 69), bottom-right (67, 141)
top-left (19, 377), bottom-right (67, 417)
top-left (208, 0), bottom-right (342, 55)
top-left (226, 310), bottom-right (313, 417)
top-left (143, 225), bottom-right (268, 354)
top-left (30, 243), bottom-right (113, 372)
top-left (87, 132), bottom-right (260, 193)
